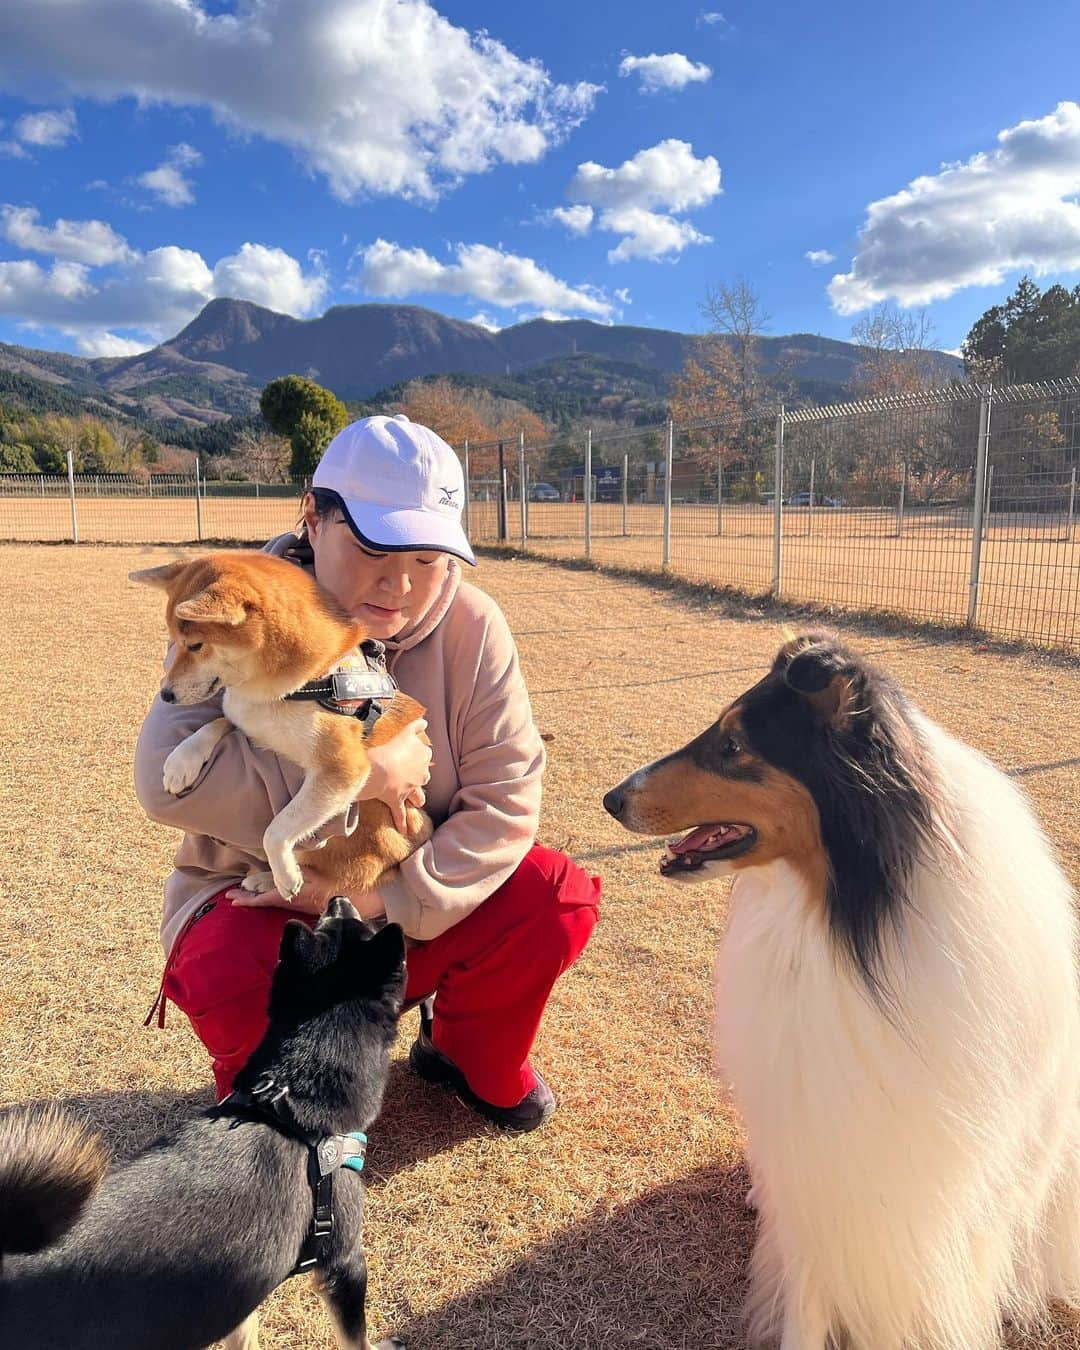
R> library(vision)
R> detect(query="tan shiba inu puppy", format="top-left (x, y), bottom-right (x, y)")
top-left (132, 550), bottom-right (432, 901)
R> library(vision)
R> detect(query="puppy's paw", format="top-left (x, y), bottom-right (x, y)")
top-left (744, 1183), bottom-right (759, 1212)
top-left (372, 1339), bottom-right (406, 1349)
top-left (269, 857), bottom-right (304, 901)
top-left (162, 743), bottom-right (208, 795)
top-left (240, 870), bottom-right (277, 894)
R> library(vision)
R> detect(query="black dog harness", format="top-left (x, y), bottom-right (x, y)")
top-left (216, 1073), bottom-right (367, 1275)
top-left (284, 639), bottom-right (397, 733)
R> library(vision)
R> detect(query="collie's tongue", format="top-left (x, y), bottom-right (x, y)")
top-left (669, 823), bottom-right (745, 855)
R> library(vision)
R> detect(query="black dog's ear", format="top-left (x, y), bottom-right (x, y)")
top-left (363, 923), bottom-right (407, 989)
top-left (784, 638), bottom-right (860, 728)
top-left (279, 919), bottom-right (318, 970)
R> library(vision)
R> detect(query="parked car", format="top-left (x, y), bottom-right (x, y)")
top-left (529, 482), bottom-right (560, 501)
top-left (785, 491), bottom-right (846, 507)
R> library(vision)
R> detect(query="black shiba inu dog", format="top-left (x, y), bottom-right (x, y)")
top-left (0, 899), bottom-right (407, 1350)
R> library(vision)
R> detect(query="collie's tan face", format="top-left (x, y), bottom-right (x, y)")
top-left (607, 704), bottom-right (825, 887)
top-left (130, 558), bottom-right (262, 705)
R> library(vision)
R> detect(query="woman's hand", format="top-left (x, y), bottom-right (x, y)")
top-left (227, 882), bottom-right (385, 919)
top-left (359, 717), bottom-right (432, 831)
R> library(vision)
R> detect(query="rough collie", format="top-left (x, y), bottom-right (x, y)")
top-left (604, 631), bottom-right (1080, 1349)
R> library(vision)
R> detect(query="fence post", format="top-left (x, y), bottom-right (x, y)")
top-left (772, 407), bottom-right (784, 597)
top-left (497, 440), bottom-right (507, 542)
top-left (896, 461), bottom-right (907, 537)
top-left (662, 419), bottom-right (673, 569)
top-left (66, 450), bottom-right (78, 544)
top-left (716, 445), bottom-right (724, 537)
top-left (622, 452), bottom-right (629, 537)
top-left (1067, 466), bottom-right (1077, 543)
top-left (194, 455), bottom-right (204, 542)
top-left (982, 463), bottom-right (994, 541)
top-left (967, 388), bottom-right (992, 627)
top-left (584, 428), bottom-right (593, 559)
top-left (518, 430), bottom-right (527, 547)
top-left (462, 440), bottom-right (470, 540)
top-left (807, 455), bottom-right (816, 537)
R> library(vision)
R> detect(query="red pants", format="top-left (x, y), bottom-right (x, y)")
top-left (159, 845), bottom-right (600, 1105)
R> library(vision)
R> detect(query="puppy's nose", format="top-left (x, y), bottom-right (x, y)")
top-left (603, 787), bottom-right (624, 819)
top-left (160, 686), bottom-right (176, 704)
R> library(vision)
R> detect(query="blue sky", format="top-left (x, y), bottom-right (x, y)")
top-left (1, 0), bottom-right (1079, 358)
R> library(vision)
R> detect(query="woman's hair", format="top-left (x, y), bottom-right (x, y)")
top-left (297, 487), bottom-right (342, 531)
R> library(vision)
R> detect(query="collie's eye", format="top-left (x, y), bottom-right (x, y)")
top-left (722, 734), bottom-right (742, 757)
top-left (188, 642), bottom-right (203, 653)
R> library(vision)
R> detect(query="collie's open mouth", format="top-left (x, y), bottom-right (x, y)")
top-left (660, 823), bottom-right (757, 875)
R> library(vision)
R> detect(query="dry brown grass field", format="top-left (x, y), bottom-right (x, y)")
top-left (3, 494), bottom-right (1076, 652)
top-left (1, 542), bottom-right (1079, 1348)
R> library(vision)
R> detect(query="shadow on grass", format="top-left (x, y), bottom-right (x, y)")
top-left (9, 1054), bottom-right (488, 1177)
top-left (387, 1162), bottom-right (756, 1350)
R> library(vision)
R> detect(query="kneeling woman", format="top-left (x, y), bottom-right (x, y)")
top-left (135, 414), bottom-right (601, 1131)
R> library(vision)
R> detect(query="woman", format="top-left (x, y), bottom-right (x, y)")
top-left (135, 414), bottom-right (601, 1132)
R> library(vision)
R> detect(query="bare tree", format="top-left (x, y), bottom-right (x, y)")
top-left (230, 427), bottom-right (291, 483)
top-left (702, 278), bottom-right (772, 421)
top-left (849, 304), bottom-right (940, 397)
top-left (110, 421), bottom-right (144, 472)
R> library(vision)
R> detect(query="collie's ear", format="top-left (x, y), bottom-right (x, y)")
top-left (174, 586), bottom-right (246, 627)
top-left (785, 640), bottom-right (860, 728)
top-left (129, 561), bottom-right (187, 590)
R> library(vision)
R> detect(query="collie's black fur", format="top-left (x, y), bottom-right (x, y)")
top-left (0, 901), bottom-right (406, 1350)
top-left (741, 632), bottom-right (948, 992)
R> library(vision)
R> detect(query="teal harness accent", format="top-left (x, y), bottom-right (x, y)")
top-left (343, 1131), bottom-right (367, 1173)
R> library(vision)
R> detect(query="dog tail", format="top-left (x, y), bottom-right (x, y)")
top-left (0, 1106), bottom-right (108, 1258)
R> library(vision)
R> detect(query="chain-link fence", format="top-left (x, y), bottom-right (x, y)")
top-left (463, 380), bottom-right (1077, 654)
top-left (2, 379), bottom-right (1077, 653)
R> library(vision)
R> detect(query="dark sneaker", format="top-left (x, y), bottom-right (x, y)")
top-left (408, 1025), bottom-right (556, 1133)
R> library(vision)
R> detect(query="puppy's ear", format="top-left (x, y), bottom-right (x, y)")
top-left (174, 585), bottom-right (246, 627)
top-left (784, 638), bottom-right (860, 728)
top-left (129, 561), bottom-right (188, 590)
top-left (279, 919), bottom-right (318, 971)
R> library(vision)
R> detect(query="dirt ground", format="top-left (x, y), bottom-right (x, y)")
top-left (1, 543), bottom-right (1078, 1348)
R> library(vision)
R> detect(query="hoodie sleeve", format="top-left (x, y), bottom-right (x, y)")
top-left (133, 658), bottom-right (357, 855)
top-left (378, 603), bottom-right (544, 941)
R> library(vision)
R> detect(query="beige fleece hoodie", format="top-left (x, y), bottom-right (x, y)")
top-left (134, 531), bottom-right (544, 954)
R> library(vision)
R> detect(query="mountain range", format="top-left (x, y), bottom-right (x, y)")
top-left (0, 298), bottom-right (965, 437)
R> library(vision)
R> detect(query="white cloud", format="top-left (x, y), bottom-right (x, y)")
top-left (0, 140), bottom-right (29, 160)
top-left (0, 0), bottom-right (600, 202)
top-left (469, 311), bottom-right (501, 331)
top-left (355, 238), bottom-right (613, 319)
top-left (212, 242), bottom-right (327, 314)
top-left (699, 11), bottom-right (727, 24)
top-left (602, 207), bottom-right (711, 262)
top-left (0, 219), bottom-right (327, 354)
top-left (830, 101), bottom-right (1080, 314)
top-left (565, 140), bottom-right (720, 261)
top-left (805, 249), bottom-right (835, 267)
top-left (79, 331), bottom-right (152, 357)
top-left (138, 143), bottom-right (202, 208)
top-left (618, 52), bottom-right (712, 94)
top-left (548, 204), bottom-right (594, 235)
top-left (568, 139), bottom-right (721, 213)
top-left (13, 108), bottom-right (77, 147)
top-left (614, 286), bottom-right (631, 304)
top-left (1, 206), bottom-right (134, 266)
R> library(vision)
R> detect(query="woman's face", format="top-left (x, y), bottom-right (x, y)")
top-left (304, 497), bottom-right (451, 640)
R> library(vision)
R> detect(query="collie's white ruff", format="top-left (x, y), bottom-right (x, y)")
top-left (714, 715), bottom-right (1080, 1349)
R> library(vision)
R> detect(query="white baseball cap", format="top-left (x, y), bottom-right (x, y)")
top-left (312, 414), bottom-right (475, 565)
